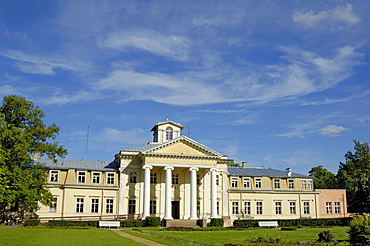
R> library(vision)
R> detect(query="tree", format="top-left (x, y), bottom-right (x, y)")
top-left (0, 95), bottom-right (67, 222)
top-left (308, 165), bottom-right (337, 189)
top-left (336, 140), bottom-right (370, 213)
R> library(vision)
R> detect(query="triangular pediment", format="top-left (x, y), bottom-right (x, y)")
top-left (143, 136), bottom-right (224, 157)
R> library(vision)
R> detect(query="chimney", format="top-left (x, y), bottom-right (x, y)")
top-left (242, 162), bottom-right (248, 168)
top-left (32, 151), bottom-right (41, 161)
top-left (286, 168), bottom-right (292, 176)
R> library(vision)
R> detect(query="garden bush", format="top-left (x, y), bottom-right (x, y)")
top-left (233, 217), bottom-right (351, 227)
top-left (348, 216), bottom-right (370, 246)
top-left (48, 220), bottom-right (98, 227)
top-left (120, 220), bottom-right (142, 227)
top-left (24, 219), bottom-right (40, 226)
top-left (145, 216), bottom-right (160, 227)
top-left (210, 218), bottom-right (224, 227)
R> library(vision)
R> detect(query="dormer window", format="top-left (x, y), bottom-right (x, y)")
top-left (166, 127), bottom-right (173, 140)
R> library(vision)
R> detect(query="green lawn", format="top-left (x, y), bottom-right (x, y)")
top-left (125, 227), bottom-right (350, 245)
top-left (0, 228), bottom-right (144, 246)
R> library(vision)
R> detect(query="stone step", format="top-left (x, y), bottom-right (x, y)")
top-left (165, 219), bottom-right (200, 228)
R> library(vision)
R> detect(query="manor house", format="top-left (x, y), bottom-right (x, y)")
top-left (36, 120), bottom-right (347, 225)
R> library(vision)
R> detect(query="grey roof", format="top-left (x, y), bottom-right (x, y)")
top-left (123, 143), bottom-right (161, 152)
top-left (228, 167), bottom-right (311, 178)
top-left (34, 159), bottom-right (118, 171)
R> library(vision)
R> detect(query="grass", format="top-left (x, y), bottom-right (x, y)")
top-left (125, 226), bottom-right (350, 245)
top-left (0, 227), bottom-right (144, 246)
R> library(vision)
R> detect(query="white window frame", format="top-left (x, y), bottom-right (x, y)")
top-left (150, 173), bottom-right (157, 184)
top-left (76, 198), bottom-right (84, 213)
top-left (128, 200), bottom-right (136, 214)
top-left (256, 201), bottom-right (263, 215)
top-left (274, 179), bottom-right (280, 189)
top-left (50, 170), bottom-right (59, 182)
top-left (92, 172), bottom-right (101, 184)
top-left (255, 178), bottom-right (262, 188)
top-left (77, 171), bottom-right (86, 183)
top-left (91, 198), bottom-right (99, 213)
top-left (326, 202), bottom-right (332, 214)
top-left (150, 200), bottom-right (156, 214)
top-left (243, 177), bottom-right (250, 188)
top-left (243, 201), bottom-right (251, 215)
top-left (290, 201), bottom-right (296, 215)
top-left (232, 201), bottom-right (239, 215)
top-left (231, 177), bottom-right (238, 188)
top-left (275, 201), bottom-right (282, 214)
top-left (172, 173), bottom-right (179, 184)
top-left (49, 198), bottom-right (57, 212)
top-left (129, 172), bottom-right (137, 183)
top-left (288, 179), bottom-right (294, 189)
top-left (335, 202), bottom-right (341, 214)
top-left (106, 172), bottom-right (115, 184)
top-left (303, 201), bottom-right (310, 214)
top-left (106, 199), bottom-right (114, 213)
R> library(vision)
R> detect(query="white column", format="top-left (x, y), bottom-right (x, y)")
top-left (210, 168), bottom-right (218, 218)
top-left (164, 166), bottom-right (174, 220)
top-left (142, 164), bottom-right (153, 219)
top-left (189, 167), bottom-right (199, 220)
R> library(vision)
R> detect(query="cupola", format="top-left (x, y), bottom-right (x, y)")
top-left (151, 118), bottom-right (184, 143)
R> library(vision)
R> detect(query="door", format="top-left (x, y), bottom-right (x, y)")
top-left (172, 201), bottom-right (180, 219)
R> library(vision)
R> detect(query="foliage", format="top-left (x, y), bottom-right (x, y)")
top-left (210, 218), bottom-right (224, 227)
top-left (308, 165), bottom-right (337, 189)
top-left (227, 162), bottom-right (241, 167)
top-left (120, 220), bottom-right (142, 227)
top-left (280, 227), bottom-right (297, 231)
top-left (348, 216), bottom-right (370, 246)
top-left (48, 220), bottom-right (99, 227)
top-left (144, 216), bottom-right (160, 227)
top-left (317, 230), bottom-right (335, 242)
top-left (0, 95), bottom-right (67, 220)
top-left (336, 140), bottom-right (370, 213)
top-left (233, 218), bottom-right (351, 227)
top-left (24, 219), bottom-right (40, 226)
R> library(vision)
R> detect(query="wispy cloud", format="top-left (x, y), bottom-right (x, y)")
top-left (293, 4), bottom-right (360, 29)
top-left (319, 125), bottom-right (350, 137)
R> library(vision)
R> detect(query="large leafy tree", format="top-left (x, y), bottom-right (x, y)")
top-left (0, 95), bottom-right (67, 221)
top-left (308, 165), bottom-right (337, 189)
top-left (336, 140), bottom-right (370, 213)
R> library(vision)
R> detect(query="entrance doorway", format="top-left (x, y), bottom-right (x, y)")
top-left (171, 201), bottom-right (180, 219)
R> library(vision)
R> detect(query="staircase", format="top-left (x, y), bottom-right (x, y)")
top-left (165, 219), bottom-right (200, 228)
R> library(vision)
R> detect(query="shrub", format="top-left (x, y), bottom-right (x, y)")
top-left (120, 220), bottom-right (142, 227)
top-left (318, 230), bottom-right (335, 242)
top-left (48, 220), bottom-right (98, 227)
top-left (210, 218), bottom-right (224, 227)
top-left (145, 216), bottom-right (160, 227)
top-left (348, 216), bottom-right (370, 246)
top-left (24, 219), bottom-right (40, 226)
top-left (280, 227), bottom-right (297, 231)
top-left (233, 218), bottom-right (351, 227)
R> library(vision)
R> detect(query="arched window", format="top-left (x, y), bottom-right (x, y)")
top-left (166, 127), bottom-right (173, 140)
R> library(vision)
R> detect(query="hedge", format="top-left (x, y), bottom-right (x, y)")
top-left (210, 218), bottom-right (224, 227)
top-left (120, 220), bottom-right (142, 227)
top-left (48, 220), bottom-right (99, 227)
top-left (233, 218), bottom-right (352, 227)
top-left (145, 216), bottom-right (160, 227)
top-left (25, 219), bottom-right (40, 226)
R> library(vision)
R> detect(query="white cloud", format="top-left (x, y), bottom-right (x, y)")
top-left (293, 4), bottom-right (360, 28)
top-left (99, 29), bottom-right (190, 61)
top-left (319, 125), bottom-right (350, 136)
top-left (95, 127), bottom-right (149, 146)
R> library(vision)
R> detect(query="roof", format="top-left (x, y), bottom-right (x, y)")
top-left (124, 143), bottom-right (161, 152)
top-left (34, 159), bottom-right (118, 171)
top-left (150, 120), bottom-right (184, 131)
top-left (228, 167), bottom-right (311, 178)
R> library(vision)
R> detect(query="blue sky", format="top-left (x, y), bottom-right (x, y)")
top-left (1, 1), bottom-right (369, 175)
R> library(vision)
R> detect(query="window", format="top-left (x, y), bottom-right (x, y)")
top-left (302, 179), bottom-right (313, 189)
top-left (76, 198), bottom-right (84, 213)
top-left (275, 201), bottom-right (282, 214)
top-left (172, 173), bottom-right (179, 184)
top-left (303, 202), bottom-right (310, 214)
top-left (197, 201), bottom-right (200, 215)
top-left (274, 179), bottom-right (280, 189)
top-left (255, 178), bottom-right (262, 188)
top-left (150, 200), bottom-right (156, 214)
top-left (150, 173), bottom-right (157, 184)
top-left (243, 178), bottom-right (250, 188)
top-left (232, 201), bottom-right (239, 215)
top-left (307, 180), bottom-right (313, 189)
top-left (49, 198), bottom-right (57, 212)
top-left (129, 172), bottom-right (137, 183)
top-left (256, 201), bottom-right (263, 215)
top-left (326, 202), bottom-right (332, 214)
top-left (128, 200), bottom-right (136, 214)
top-left (216, 175), bottom-right (219, 186)
top-left (50, 171), bottom-right (58, 182)
top-left (77, 171), bottom-right (86, 183)
top-left (197, 175), bottom-right (201, 186)
top-left (288, 179), bottom-right (294, 189)
top-left (290, 201), bottom-right (296, 215)
top-left (91, 199), bottom-right (99, 213)
top-left (335, 202), bottom-right (341, 214)
top-left (106, 199), bottom-right (114, 213)
top-left (107, 173), bottom-right (115, 184)
top-left (243, 201), bottom-right (251, 215)
top-left (217, 201), bottom-right (220, 215)
top-left (166, 127), bottom-right (173, 140)
top-left (231, 177), bottom-right (238, 188)
top-left (92, 172), bottom-right (100, 184)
